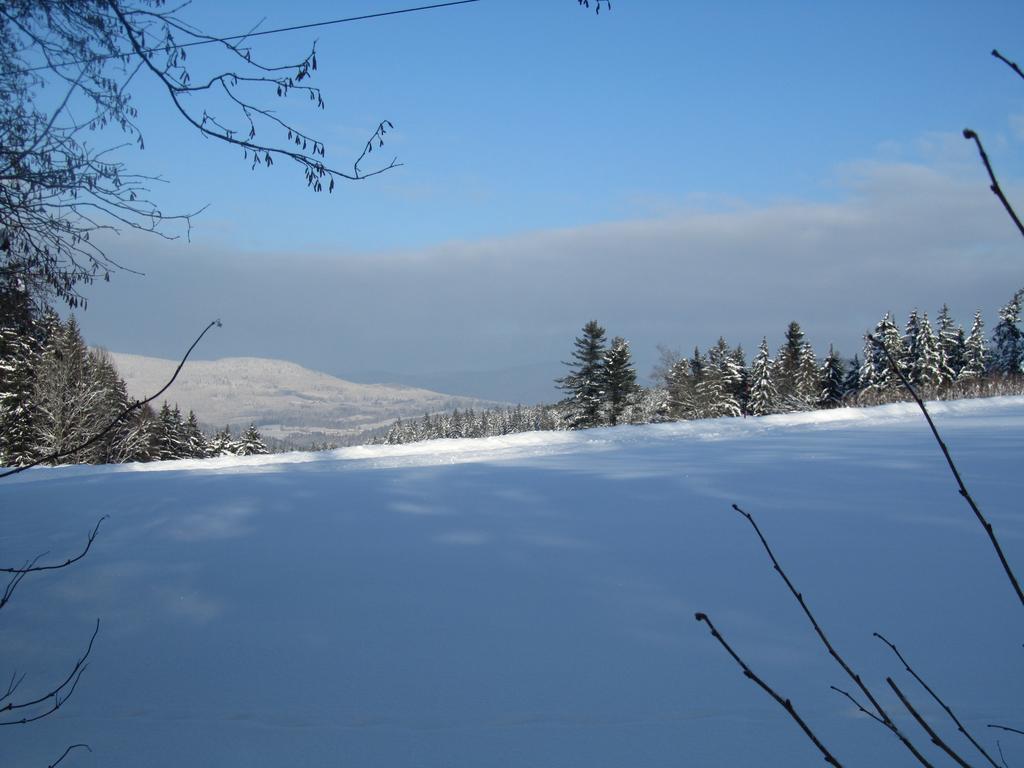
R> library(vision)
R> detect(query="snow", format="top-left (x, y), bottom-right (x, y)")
top-left (2, 398), bottom-right (1023, 767)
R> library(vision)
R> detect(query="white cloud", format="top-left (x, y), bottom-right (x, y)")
top-left (79, 146), bottom-right (1024, 397)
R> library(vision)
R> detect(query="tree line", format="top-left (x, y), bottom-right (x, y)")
top-left (381, 289), bottom-right (1024, 444)
top-left (0, 293), bottom-right (268, 467)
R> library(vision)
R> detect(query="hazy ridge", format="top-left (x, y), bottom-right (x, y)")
top-left (109, 352), bottom-right (499, 445)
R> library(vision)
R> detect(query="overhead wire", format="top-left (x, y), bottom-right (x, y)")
top-left (2, 0), bottom-right (482, 78)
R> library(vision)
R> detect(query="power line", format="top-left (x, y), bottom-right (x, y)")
top-left (3, 0), bottom-right (482, 78)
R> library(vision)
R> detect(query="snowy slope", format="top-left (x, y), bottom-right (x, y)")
top-left (2, 398), bottom-right (1023, 767)
top-left (107, 352), bottom-right (497, 442)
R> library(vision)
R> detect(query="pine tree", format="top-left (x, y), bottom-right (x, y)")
top-left (793, 342), bottom-right (819, 410)
top-left (237, 423), bottom-right (268, 455)
top-left (860, 313), bottom-right (906, 402)
top-left (556, 320), bottom-right (608, 428)
top-left (911, 312), bottom-right (941, 391)
top-left (902, 310), bottom-right (923, 381)
top-left (818, 345), bottom-right (846, 409)
top-left (960, 311), bottom-right (987, 381)
top-left (991, 289), bottom-right (1023, 378)
top-left (33, 316), bottom-right (108, 464)
top-left (87, 348), bottom-right (137, 464)
top-left (152, 402), bottom-right (187, 460)
top-left (208, 425), bottom-right (234, 456)
top-left (774, 321), bottom-right (806, 407)
top-left (602, 336), bottom-right (637, 426)
top-left (701, 339), bottom-right (742, 418)
top-left (843, 354), bottom-right (862, 400)
top-left (183, 411), bottom-right (209, 458)
top-left (0, 322), bottom-right (41, 466)
top-left (729, 344), bottom-right (750, 414)
top-left (935, 304), bottom-right (962, 386)
top-left (747, 338), bottom-right (778, 416)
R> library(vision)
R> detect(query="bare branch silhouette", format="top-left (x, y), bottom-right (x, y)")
top-left (0, 619), bottom-right (99, 725)
top-left (830, 685), bottom-right (885, 725)
top-left (992, 49), bottom-right (1024, 83)
top-left (694, 612), bottom-right (844, 767)
top-left (0, 517), bottom-right (107, 610)
top-left (868, 334), bottom-right (1024, 607)
top-left (962, 129), bottom-right (1024, 239)
top-left (0, 319), bottom-right (220, 478)
top-left (875, 632), bottom-right (1001, 768)
top-left (729, 503), bottom-right (936, 767)
top-left (48, 744), bottom-right (91, 768)
top-left (886, 677), bottom-right (976, 768)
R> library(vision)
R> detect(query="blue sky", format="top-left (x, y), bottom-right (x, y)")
top-left (75, 0), bottom-right (1024, 401)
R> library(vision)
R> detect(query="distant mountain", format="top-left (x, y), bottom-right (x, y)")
top-left (108, 353), bottom-right (499, 447)
top-left (346, 361), bottom-right (566, 405)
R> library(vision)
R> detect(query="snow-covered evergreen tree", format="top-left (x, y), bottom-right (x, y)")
top-left (602, 336), bottom-right (637, 426)
top-left (209, 425), bottom-right (235, 456)
top-left (33, 316), bottom-right (108, 464)
top-left (935, 304), bottom-right (962, 386)
top-left (183, 411), bottom-right (209, 458)
top-left (818, 345), bottom-right (846, 409)
top-left (843, 354), bottom-right (862, 400)
top-left (960, 311), bottom-right (987, 381)
top-left (991, 289), bottom-right (1023, 378)
top-left (729, 345), bottom-right (749, 414)
top-left (237, 423), bottom-right (268, 455)
top-left (557, 320), bottom-right (607, 428)
top-left (0, 322), bottom-right (41, 466)
top-left (747, 338), bottom-right (777, 416)
top-left (700, 339), bottom-right (741, 419)
top-left (793, 342), bottom-right (819, 410)
top-left (151, 402), bottom-right (188, 460)
top-left (860, 313), bottom-right (906, 402)
top-left (774, 321), bottom-right (805, 406)
top-left (909, 311), bottom-right (941, 390)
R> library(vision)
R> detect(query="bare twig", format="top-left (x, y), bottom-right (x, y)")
top-left (0, 319), bottom-right (220, 477)
top-left (875, 632), bottom-right (1001, 768)
top-left (694, 612), bottom-right (844, 767)
top-left (887, 677), bottom-right (976, 768)
top-left (992, 49), bottom-right (1024, 83)
top-left (0, 517), bottom-right (106, 582)
top-left (830, 685), bottom-right (885, 725)
top-left (0, 619), bottom-right (98, 725)
top-left (868, 335), bottom-right (1024, 607)
top-left (731, 503), bottom-right (935, 767)
top-left (996, 741), bottom-right (1009, 768)
top-left (48, 743), bottom-right (91, 768)
top-left (962, 129), bottom-right (1024, 239)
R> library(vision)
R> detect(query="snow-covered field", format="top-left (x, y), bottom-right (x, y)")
top-left (3, 398), bottom-right (1023, 767)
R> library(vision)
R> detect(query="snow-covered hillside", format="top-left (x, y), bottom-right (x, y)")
top-left (107, 352), bottom-right (497, 444)
top-left (3, 398), bottom-right (1022, 767)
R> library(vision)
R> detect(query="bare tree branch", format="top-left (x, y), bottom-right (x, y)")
top-left (48, 743), bottom-right (91, 768)
top-left (875, 632), bottom-right (1001, 768)
top-left (0, 619), bottom-right (99, 725)
top-left (962, 129), bottom-right (1024, 239)
top-left (0, 517), bottom-right (106, 583)
top-left (694, 612), bottom-right (844, 767)
top-left (868, 335), bottom-right (1024, 607)
top-left (886, 677), bottom-right (976, 768)
top-left (0, 318), bottom-right (220, 477)
top-left (830, 685), bottom-right (885, 725)
top-left (730, 503), bottom-right (936, 767)
top-left (992, 49), bottom-right (1024, 83)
